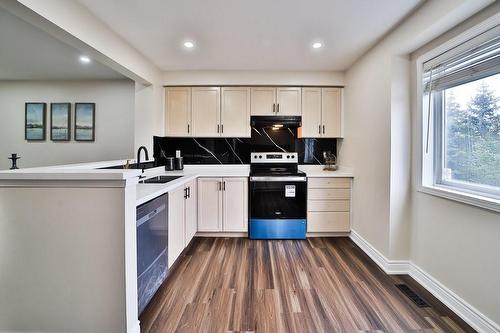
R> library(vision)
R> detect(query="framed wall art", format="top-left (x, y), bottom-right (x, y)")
top-left (75, 103), bottom-right (95, 141)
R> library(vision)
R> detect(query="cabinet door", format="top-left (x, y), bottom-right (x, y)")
top-left (321, 88), bottom-right (343, 138)
top-left (168, 186), bottom-right (186, 268)
top-left (197, 178), bottom-right (222, 231)
top-left (277, 87), bottom-right (302, 116)
top-left (301, 88), bottom-right (322, 137)
top-left (222, 178), bottom-right (248, 232)
top-left (221, 87), bottom-right (251, 137)
top-left (250, 87), bottom-right (276, 115)
top-left (184, 180), bottom-right (197, 245)
top-left (165, 87), bottom-right (191, 137)
top-left (192, 87), bottom-right (221, 137)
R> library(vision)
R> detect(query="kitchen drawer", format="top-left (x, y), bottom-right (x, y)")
top-left (308, 188), bottom-right (350, 200)
top-left (307, 212), bottom-right (350, 232)
top-left (307, 200), bottom-right (350, 212)
top-left (308, 177), bottom-right (351, 189)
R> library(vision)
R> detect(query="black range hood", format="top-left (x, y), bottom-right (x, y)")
top-left (251, 116), bottom-right (302, 127)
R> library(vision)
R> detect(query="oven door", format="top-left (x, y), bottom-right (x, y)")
top-left (249, 177), bottom-right (307, 219)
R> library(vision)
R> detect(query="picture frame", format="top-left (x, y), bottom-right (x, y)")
top-left (25, 102), bottom-right (46, 141)
top-left (75, 103), bottom-right (95, 141)
top-left (50, 103), bottom-right (71, 141)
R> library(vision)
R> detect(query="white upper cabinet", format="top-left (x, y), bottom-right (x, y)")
top-left (301, 88), bottom-right (322, 137)
top-left (250, 87), bottom-right (276, 115)
top-left (276, 87), bottom-right (302, 116)
top-left (301, 87), bottom-right (344, 138)
top-left (321, 88), bottom-right (343, 138)
top-left (165, 86), bottom-right (343, 138)
top-left (191, 87), bottom-right (221, 137)
top-left (165, 87), bottom-right (191, 137)
top-left (221, 87), bottom-right (251, 137)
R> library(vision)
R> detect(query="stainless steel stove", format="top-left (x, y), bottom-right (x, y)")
top-left (249, 152), bottom-right (307, 239)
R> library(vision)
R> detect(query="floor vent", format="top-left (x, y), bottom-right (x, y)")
top-left (396, 284), bottom-right (430, 308)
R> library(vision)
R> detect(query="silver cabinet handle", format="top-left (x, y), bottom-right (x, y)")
top-left (221, 124), bottom-right (223, 133)
top-left (277, 103), bottom-right (280, 113)
top-left (323, 125), bottom-right (325, 134)
top-left (272, 103), bottom-right (275, 113)
top-left (187, 124), bottom-right (190, 133)
top-left (319, 125), bottom-right (321, 134)
top-left (223, 181), bottom-right (226, 191)
top-left (217, 124), bottom-right (219, 133)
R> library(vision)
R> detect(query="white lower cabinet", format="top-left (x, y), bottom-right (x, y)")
top-left (168, 186), bottom-right (185, 268)
top-left (168, 180), bottom-right (197, 268)
top-left (184, 179), bottom-right (197, 244)
top-left (307, 177), bottom-right (352, 232)
top-left (198, 177), bottom-right (248, 232)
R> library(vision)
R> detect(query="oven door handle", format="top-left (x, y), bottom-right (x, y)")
top-left (250, 176), bottom-right (307, 182)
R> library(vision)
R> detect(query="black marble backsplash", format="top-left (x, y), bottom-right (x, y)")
top-left (153, 126), bottom-right (336, 165)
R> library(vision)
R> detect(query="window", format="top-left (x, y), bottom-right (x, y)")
top-left (420, 23), bottom-right (500, 209)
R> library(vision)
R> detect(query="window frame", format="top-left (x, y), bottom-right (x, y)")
top-left (416, 15), bottom-right (500, 212)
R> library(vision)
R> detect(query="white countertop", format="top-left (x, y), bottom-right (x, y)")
top-left (299, 165), bottom-right (354, 177)
top-left (135, 165), bottom-right (250, 206)
top-left (0, 159), bottom-right (148, 181)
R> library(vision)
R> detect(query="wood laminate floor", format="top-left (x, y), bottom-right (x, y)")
top-left (139, 237), bottom-right (475, 333)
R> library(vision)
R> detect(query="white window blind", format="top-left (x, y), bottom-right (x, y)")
top-left (423, 25), bottom-right (500, 92)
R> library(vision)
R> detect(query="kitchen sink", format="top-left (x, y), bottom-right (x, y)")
top-left (139, 176), bottom-right (182, 184)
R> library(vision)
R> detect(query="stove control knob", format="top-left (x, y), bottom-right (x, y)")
top-left (253, 155), bottom-right (258, 159)
top-left (259, 155), bottom-right (262, 159)
top-left (287, 155), bottom-right (290, 159)
top-left (292, 155), bottom-right (295, 159)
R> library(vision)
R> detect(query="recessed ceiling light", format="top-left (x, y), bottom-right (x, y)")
top-left (79, 56), bottom-right (91, 64)
top-left (312, 42), bottom-right (323, 49)
top-left (183, 41), bottom-right (195, 49)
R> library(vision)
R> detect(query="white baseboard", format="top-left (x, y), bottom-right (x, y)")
top-left (307, 232), bottom-right (350, 237)
top-left (349, 230), bottom-right (411, 274)
top-left (349, 230), bottom-right (500, 333)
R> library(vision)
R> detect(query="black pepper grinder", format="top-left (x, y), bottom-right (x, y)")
top-left (8, 153), bottom-right (20, 170)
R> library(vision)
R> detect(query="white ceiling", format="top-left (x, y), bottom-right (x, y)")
top-left (78, 0), bottom-right (422, 71)
top-left (0, 8), bottom-right (126, 80)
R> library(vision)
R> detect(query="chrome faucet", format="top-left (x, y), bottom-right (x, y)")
top-left (137, 146), bottom-right (149, 173)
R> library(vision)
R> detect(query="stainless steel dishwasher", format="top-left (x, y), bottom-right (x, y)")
top-left (136, 194), bottom-right (168, 314)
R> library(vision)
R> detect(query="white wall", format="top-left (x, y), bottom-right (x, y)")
top-left (340, 0), bottom-right (499, 328)
top-left (339, 0), bottom-right (493, 258)
top-left (410, 3), bottom-right (500, 325)
top-left (0, 80), bottom-right (135, 170)
top-left (163, 70), bottom-right (344, 86)
top-left (0, 0), bottom-right (164, 154)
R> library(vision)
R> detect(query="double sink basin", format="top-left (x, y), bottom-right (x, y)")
top-left (139, 175), bottom-right (182, 184)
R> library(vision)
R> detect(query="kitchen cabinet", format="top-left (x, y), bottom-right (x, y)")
top-left (168, 186), bottom-right (185, 267)
top-left (184, 179), bottom-right (197, 245)
top-left (192, 87), bottom-right (221, 137)
top-left (301, 88), bottom-right (322, 137)
top-left (301, 87), bottom-right (343, 138)
top-left (322, 88), bottom-right (343, 137)
top-left (165, 87), bottom-right (191, 137)
top-left (250, 87), bottom-right (301, 116)
top-left (197, 177), bottom-right (248, 232)
top-left (197, 178), bottom-right (222, 231)
top-left (222, 178), bottom-right (248, 232)
top-left (250, 87), bottom-right (276, 115)
top-left (307, 177), bottom-right (351, 233)
top-left (168, 180), bottom-right (197, 268)
top-left (276, 87), bottom-right (301, 116)
top-left (221, 87), bottom-right (251, 137)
